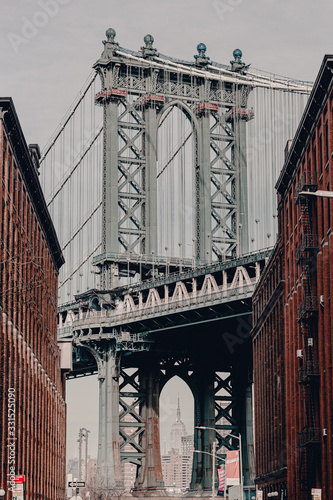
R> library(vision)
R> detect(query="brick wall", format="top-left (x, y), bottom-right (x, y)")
top-left (0, 101), bottom-right (66, 500)
top-left (253, 55), bottom-right (333, 499)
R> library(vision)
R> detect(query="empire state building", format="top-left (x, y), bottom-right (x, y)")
top-left (170, 397), bottom-right (187, 452)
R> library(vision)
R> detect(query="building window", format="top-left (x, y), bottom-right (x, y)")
top-left (319, 134), bottom-right (323, 173)
top-left (321, 197), bottom-right (325, 240)
top-left (325, 121), bottom-right (329, 164)
top-left (8, 152), bottom-right (12, 192)
top-left (13, 173), bottom-right (17, 209)
top-left (2, 139), bottom-right (6, 181)
top-left (327, 183), bottom-right (331, 232)
top-left (313, 145), bottom-right (317, 172)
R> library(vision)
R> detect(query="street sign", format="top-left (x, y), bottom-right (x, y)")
top-left (311, 489), bottom-right (322, 500)
top-left (68, 481), bottom-right (85, 487)
top-left (12, 475), bottom-right (25, 499)
top-left (14, 476), bottom-right (25, 484)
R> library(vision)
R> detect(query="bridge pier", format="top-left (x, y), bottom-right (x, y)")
top-left (133, 364), bottom-right (166, 496)
top-left (96, 345), bottom-right (124, 491)
top-left (190, 367), bottom-right (216, 493)
top-left (231, 354), bottom-right (255, 487)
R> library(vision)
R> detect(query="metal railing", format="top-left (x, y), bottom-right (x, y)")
top-left (296, 234), bottom-right (319, 263)
top-left (298, 360), bottom-right (320, 383)
top-left (58, 282), bottom-right (256, 336)
top-left (295, 171), bottom-right (317, 203)
top-left (298, 427), bottom-right (321, 447)
top-left (297, 296), bottom-right (319, 322)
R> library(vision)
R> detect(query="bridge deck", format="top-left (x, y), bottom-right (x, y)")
top-left (58, 249), bottom-right (271, 339)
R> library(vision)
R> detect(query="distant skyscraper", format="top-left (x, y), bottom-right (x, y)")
top-left (67, 458), bottom-right (79, 480)
top-left (181, 434), bottom-right (194, 455)
top-left (170, 396), bottom-right (187, 452)
top-left (87, 458), bottom-right (97, 490)
top-left (162, 397), bottom-right (193, 490)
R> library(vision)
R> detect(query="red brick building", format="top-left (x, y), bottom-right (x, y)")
top-left (252, 55), bottom-right (333, 499)
top-left (252, 242), bottom-right (286, 497)
top-left (0, 98), bottom-right (66, 499)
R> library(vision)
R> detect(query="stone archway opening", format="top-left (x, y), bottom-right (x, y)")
top-left (159, 375), bottom-right (194, 493)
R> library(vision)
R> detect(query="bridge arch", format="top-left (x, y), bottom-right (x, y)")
top-left (158, 99), bottom-right (200, 131)
top-left (156, 100), bottom-right (199, 258)
top-left (159, 367), bottom-right (200, 423)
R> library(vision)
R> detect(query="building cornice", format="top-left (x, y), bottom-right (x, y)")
top-left (0, 97), bottom-right (64, 271)
top-left (276, 55), bottom-right (333, 197)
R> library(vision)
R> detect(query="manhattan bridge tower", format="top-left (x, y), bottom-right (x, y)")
top-left (94, 29), bottom-right (252, 288)
top-left (91, 29), bottom-right (253, 493)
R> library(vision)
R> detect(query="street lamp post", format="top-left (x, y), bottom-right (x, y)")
top-left (197, 427), bottom-right (244, 500)
top-left (195, 426), bottom-right (218, 500)
top-left (230, 433), bottom-right (244, 500)
top-left (299, 189), bottom-right (333, 198)
top-left (193, 444), bottom-right (218, 500)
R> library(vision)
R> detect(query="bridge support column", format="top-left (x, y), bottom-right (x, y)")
top-left (104, 98), bottom-right (120, 255)
top-left (231, 355), bottom-right (254, 487)
top-left (96, 345), bottom-right (123, 492)
top-left (197, 111), bottom-right (212, 263)
top-left (101, 94), bottom-right (122, 289)
top-left (143, 105), bottom-right (158, 255)
top-left (189, 367), bottom-right (215, 493)
top-left (235, 115), bottom-right (249, 255)
top-left (133, 364), bottom-right (165, 496)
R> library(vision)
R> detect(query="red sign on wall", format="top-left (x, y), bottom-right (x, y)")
top-left (14, 476), bottom-right (25, 484)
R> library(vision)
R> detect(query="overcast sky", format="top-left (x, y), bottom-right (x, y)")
top-left (1, 0), bottom-right (333, 150)
top-left (2, 0), bottom-right (333, 461)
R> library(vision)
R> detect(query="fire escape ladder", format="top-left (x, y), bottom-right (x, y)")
top-left (296, 172), bottom-right (321, 491)
top-left (297, 448), bottom-right (308, 491)
top-left (297, 197), bottom-right (319, 323)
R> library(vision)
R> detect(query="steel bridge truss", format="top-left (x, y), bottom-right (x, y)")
top-left (60, 251), bottom-right (268, 493)
top-left (93, 30), bottom-right (254, 289)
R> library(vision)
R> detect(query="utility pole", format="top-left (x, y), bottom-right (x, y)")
top-left (78, 428), bottom-right (83, 481)
top-left (85, 429), bottom-right (90, 483)
top-left (78, 428), bottom-right (90, 484)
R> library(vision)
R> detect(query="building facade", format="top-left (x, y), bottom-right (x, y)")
top-left (252, 56), bottom-right (333, 499)
top-left (0, 98), bottom-right (65, 499)
top-left (252, 243), bottom-right (286, 497)
top-left (161, 450), bottom-right (192, 492)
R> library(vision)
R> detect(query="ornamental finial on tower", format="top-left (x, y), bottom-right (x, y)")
top-left (230, 49), bottom-right (250, 74)
top-left (100, 28), bottom-right (119, 60)
top-left (106, 28), bottom-right (116, 43)
top-left (141, 34), bottom-right (158, 59)
top-left (194, 43), bottom-right (210, 68)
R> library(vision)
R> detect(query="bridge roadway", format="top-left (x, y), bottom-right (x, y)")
top-left (58, 248), bottom-right (271, 376)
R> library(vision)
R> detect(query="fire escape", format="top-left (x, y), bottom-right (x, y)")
top-left (295, 171), bottom-right (321, 492)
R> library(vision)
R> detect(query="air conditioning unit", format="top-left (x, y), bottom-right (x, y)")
top-left (297, 349), bottom-right (303, 359)
top-left (308, 338), bottom-right (314, 347)
top-left (323, 428), bottom-right (327, 436)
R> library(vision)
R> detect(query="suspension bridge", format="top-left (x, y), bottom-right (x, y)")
top-left (40, 29), bottom-right (312, 497)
